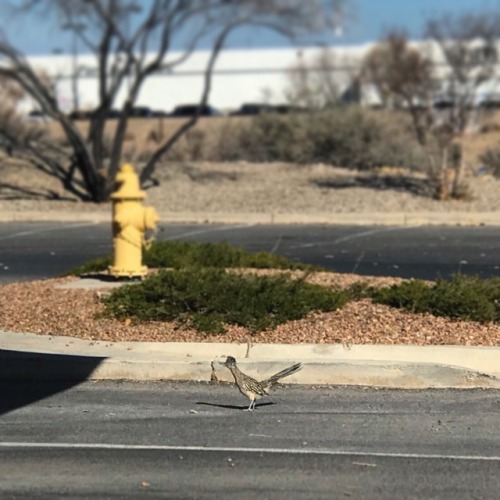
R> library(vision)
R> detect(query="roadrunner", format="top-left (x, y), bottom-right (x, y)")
top-left (223, 356), bottom-right (302, 411)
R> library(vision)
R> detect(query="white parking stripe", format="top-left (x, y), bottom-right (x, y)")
top-left (289, 226), bottom-right (409, 249)
top-left (2, 222), bottom-right (98, 241)
top-left (0, 442), bottom-right (498, 461)
top-left (166, 224), bottom-right (255, 240)
top-left (331, 226), bottom-right (410, 245)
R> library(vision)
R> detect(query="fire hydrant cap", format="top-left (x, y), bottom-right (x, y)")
top-left (111, 163), bottom-right (145, 200)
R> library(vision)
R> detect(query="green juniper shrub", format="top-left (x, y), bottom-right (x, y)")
top-left (66, 240), bottom-right (316, 276)
top-left (369, 279), bottom-right (433, 312)
top-left (370, 275), bottom-right (500, 323)
top-left (143, 240), bottom-right (316, 270)
top-left (101, 267), bottom-right (351, 334)
top-left (67, 255), bottom-right (113, 276)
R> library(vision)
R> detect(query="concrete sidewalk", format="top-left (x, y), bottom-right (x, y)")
top-left (1, 330), bottom-right (499, 389)
top-left (1, 209), bottom-right (500, 226)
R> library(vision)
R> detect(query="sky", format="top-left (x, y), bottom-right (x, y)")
top-left (2, 0), bottom-right (500, 55)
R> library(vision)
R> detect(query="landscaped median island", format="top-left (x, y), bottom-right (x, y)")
top-left (1, 241), bottom-right (500, 346)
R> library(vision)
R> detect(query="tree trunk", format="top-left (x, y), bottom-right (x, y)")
top-left (435, 146), bottom-right (449, 201)
top-left (450, 143), bottom-right (465, 198)
top-left (71, 150), bottom-right (109, 202)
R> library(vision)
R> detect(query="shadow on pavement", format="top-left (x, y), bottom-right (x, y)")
top-left (0, 349), bottom-right (105, 416)
top-left (196, 401), bottom-right (275, 411)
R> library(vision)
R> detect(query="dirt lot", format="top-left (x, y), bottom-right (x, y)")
top-left (2, 158), bottom-right (500, 217)
top-left (3, 116), bottom-right (500, 216)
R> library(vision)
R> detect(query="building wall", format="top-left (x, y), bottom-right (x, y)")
top-left (22, 40), bottom-right (500, 114)
top-left (25, 45), bottom-right (371, 113)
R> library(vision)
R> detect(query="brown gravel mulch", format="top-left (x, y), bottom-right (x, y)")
top-left (1, 273), bottom-right (499, 346)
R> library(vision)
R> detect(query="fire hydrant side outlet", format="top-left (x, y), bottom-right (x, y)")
top-left (144, 206), bottom-right (160, 231)
top-left (109, 164), bottom-right (160, 278)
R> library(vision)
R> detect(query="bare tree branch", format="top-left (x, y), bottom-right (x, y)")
top-left (0, 0), bottom-right (351, 201)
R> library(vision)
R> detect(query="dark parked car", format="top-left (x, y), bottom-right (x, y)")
top-left (433, 99), bottom-right (453, 110)
top-left (107, 108), bottom-right (122, 118)
top-left (151, 109), bottom-right (169, 118)
top-left (272, 104), bottom-right (306, 114)
top-left (170, 104), bottom-right (221, 117)
top-left (68, 108), bottom-right (122, 120)
top-left (230, 103), bottom-right (274, 116)
top-left (129, 106), bottom-right (154, 118)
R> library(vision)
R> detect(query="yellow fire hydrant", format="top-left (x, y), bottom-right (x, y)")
top-left (109, 163), bottom-right (159, 278)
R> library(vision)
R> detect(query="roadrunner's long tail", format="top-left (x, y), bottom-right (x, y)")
top-left (263, 363), bottom-right (302, 387)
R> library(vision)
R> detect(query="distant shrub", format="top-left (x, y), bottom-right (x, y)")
top-left (214, 107), bottom-right (426, 171)
top-left (479, 146), bottom-right (500, 178)
top-left (233, 112), bottom-right (314, 163)
top-left (306, 107), bottom-right (425, 171)
top-left (479, 122), bottom-right (500, 134)
top-left (370, 275), bottom-right (500, 323)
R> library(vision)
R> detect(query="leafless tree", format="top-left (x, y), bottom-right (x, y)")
top-left (0, 0), bottom-right (350, 202)
top-left (425, 11), bottom-right (500, 197)
top-left (0, 75), bottom-right (50, 157)
top-left (286, 48), bottom-right (342, 108)
top-left (362, 15), bottom-right (500, 200)
top-left (362, 31), bottom-right (435, 145)
top-left (426, 12), bottom-right (500, 134)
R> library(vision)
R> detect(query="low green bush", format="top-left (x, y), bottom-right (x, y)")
top-left (101, 268), bottom-right (352, 333)
top-left (144, 240), bottom-right (315, 270)
top-left (370, 275), bottom-right (500, 323)
top-left (75, 244), bottom-right (500, 332)
top-left (69, 255), bottom-right (112, 275)
top-left (67, 240), bottom-right (316, 275)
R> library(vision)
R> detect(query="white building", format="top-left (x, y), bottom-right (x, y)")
top-left (23, 44), bottom-right (376, 114)
top-left (21, 39), bottom-right (500, 114)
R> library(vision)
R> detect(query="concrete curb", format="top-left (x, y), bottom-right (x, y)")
top-left (1, 331), bottom-right (499, 388)
top-left (1, 210), bottom-right (500, 226)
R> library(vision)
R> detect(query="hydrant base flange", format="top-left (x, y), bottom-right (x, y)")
top-left (108, 265), bottom-right (148, 278)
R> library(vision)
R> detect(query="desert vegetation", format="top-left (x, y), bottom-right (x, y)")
top-left (65, 240), bottom-right (500, 334)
